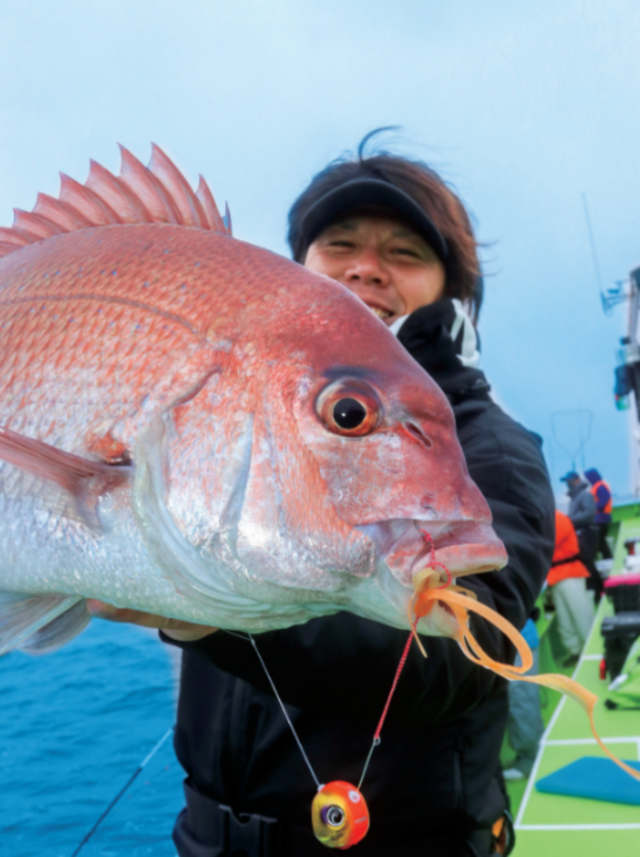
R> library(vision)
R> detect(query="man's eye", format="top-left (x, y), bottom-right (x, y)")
top-left (391, 247), bottom-right (420, 258)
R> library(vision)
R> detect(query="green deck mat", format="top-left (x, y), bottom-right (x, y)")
top-left (512, 518), bottom-right (640, 856)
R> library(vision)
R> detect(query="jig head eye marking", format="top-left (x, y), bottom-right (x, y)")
top-left (311, 781), bottom-right (370, 849)
top-left (325, 805), bottom-right (345, 827)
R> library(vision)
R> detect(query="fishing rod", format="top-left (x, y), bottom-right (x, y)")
top-left (69, 725), bottom-right (174, 857)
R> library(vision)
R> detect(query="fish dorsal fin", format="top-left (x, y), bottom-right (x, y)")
top-left (0, 144), bottom-right (232, 259)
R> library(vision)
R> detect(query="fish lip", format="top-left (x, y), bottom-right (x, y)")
top-left (412, 519), bottom-right (508, 578)
top-left (358, 518), bottom-right (507, 586)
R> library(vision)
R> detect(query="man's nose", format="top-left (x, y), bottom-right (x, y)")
top-left (344, 249), bottom-right (389, 288)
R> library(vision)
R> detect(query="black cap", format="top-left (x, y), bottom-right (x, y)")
top-left (296, 178), bottom-right (449, 264)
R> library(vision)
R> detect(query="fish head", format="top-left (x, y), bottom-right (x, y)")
top-left (158, 259), bottom-right (506, 631)
top-left (278, 279), bottom-right (508, 593)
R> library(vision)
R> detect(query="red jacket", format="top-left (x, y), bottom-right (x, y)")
top-left (547, 510), bottom-right (590, 586)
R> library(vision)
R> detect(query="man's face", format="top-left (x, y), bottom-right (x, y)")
top-left (303, 215), bottom-right (446, 327)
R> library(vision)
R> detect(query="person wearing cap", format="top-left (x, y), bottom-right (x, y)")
top-left (560, 471), bottom-right (600, 598)
top-left (584, 468), bottom-right (613, 560)
top-left (91, 133), bottom-right (555, 856)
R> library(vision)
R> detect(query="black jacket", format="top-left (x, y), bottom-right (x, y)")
top-left (166, 299), bottom-right (555, 853)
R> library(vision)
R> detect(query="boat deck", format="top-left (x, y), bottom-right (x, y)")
top-left (512, 518), bottom-right (640, 856)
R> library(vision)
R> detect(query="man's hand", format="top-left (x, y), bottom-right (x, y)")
top-left (87, 600), bottom-right (218, 642)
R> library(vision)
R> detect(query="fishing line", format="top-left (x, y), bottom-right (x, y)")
top-left (228, 529), bottom-right (447, 813)
top-left (229, 621), bottom-right (417, 794)
top-left (232, 610), bottom-right (421, 849)
top-left (69, 726), bottom-right (174, 857)
top-left (245, 632), bottom-right (321, 789)
top-left (357, 627), bottom-right (415, 790)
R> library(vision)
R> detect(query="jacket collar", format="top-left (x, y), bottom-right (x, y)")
top-left (395, 299), bottom-right (491, 406)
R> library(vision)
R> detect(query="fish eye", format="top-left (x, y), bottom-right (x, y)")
top-left (333, 397), bottom-right (366, 429)
top-left (316, 379), bottom-right (381, 437)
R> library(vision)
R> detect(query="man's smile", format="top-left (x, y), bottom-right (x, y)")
top-left (365, 301), bottom-right (395, 323)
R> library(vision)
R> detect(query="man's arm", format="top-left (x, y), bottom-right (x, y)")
top-left (87, 600), bottom-right (217, 642)
top-left (570, 491), bottom-right (596, 528)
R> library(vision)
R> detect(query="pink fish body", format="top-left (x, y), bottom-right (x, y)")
top-left (0, 145), bottom-right (507, 654)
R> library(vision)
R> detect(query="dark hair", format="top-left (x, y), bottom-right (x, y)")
top-left (287, 130), bottom-right (482, 318)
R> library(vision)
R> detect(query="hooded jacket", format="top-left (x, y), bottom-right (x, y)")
top-left (584, 468), bottom-right (613, 524)
top-left (567, 480), bottom-right (596, 531)
top-left (164, 298), bottom-right (555, 854)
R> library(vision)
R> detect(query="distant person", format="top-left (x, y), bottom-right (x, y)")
top-left (547, 510), bottom-right (596, 666)
top-left (560, 471), bottom-right (601, 599)
top-left (584, 468), bottom-right (613, 560)
top-left (503, 613), bottom-right (544, 781)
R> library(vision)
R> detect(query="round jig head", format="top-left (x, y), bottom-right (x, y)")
top-left (311, 781), bottom-right (370, 849)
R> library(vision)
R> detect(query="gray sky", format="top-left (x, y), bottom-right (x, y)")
top-left (2, 0), bottom-right (639, 497)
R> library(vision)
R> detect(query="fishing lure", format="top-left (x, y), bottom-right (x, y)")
top-left (250, 532), bottom-right (640, 852)
top-left (410, 547), bottom-right (640, 783)
top-left (311, 781), bottom-right (370, 848)
top-left (246, 623), bottom-right (415, 849)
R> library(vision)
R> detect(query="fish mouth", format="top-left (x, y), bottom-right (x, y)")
top-left (357, 518), bottom-right (508, 587)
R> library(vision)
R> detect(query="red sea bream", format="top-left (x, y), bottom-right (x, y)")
top-left (0, 145), bottom-right (507, 654)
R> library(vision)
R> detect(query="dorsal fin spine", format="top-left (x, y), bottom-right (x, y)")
top-left (13, 209), bottom-right (67, 240)
top-left (59, 174), bottom-right (122, 226)
top-left (196, 176), bottom-right (226, 232)
top-left (86, 160), bottom-right (152, 224)
top-left (0, 227), bottom-right (31, 246)
top-left (0, 144), bottom-right (232, 260)
top-left (33, 193), bottom-right (93, 231)
top-left (118, 145), bottom-right (182, 225)
top-left (148, 144), bottom-right (208, 229)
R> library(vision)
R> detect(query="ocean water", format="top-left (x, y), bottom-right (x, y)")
top-left (0, 620), bottom-right (183, 856)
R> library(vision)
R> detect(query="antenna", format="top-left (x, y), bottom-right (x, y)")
top-left (551, 409), bottom-right (593, 473)
top-left (582, 192), bottom-right (603, 293)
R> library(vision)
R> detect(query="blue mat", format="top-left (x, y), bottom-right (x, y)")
top-left (536, 757), bottom-right (640, 806)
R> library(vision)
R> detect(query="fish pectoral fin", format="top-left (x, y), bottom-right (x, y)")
top-left (0, 592), bottom-right (87, 656)
top-left (0, 427), bottom-right (132, 528)
top-left (20, 599), bottom-right (90, 654)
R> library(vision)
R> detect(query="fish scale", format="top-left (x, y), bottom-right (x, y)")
top-left (0, 144), bottom-right (507, 655)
